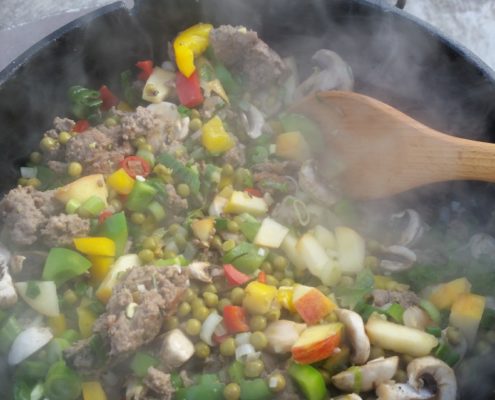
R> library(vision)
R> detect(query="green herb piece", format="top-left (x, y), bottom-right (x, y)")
top-left (131, 352), bottom-right (159, 377)
top-left (157, 153), bottom-right (200, 195)
top-left (68, 85), bottom-right (102, 122)
top-left (25, 281), bottom-right (40, 299)
top-left (334, 269), bottom-right (374, 309)
top-left (385, 303), bottom-right (405, 323)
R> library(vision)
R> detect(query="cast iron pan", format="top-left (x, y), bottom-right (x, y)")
top-left (0, 0), bottom-right (494, 398)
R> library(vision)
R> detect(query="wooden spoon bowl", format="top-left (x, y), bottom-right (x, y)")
top-left (292, 91), bottom-right (495, 199)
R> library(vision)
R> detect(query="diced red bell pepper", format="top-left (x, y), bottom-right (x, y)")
top-left (120, 156), bottom-right (151, 178)
top-left (223, 305), bottom-right (249, 334)
top-left (98, 210), bottom-right (113, 225)
top-left (176, 70), bottom-right (203, 108)
top-left (245, 188), bottom-right (263, 198)
top-left (224, 264), bottom-right (250, 286)
top-left (73, 119), bottom-right (90, 133)
top-left (99, 85), bottom-right (119, 111)
top-left (136, 60), bottom-right (154, 81)
top-left (257, 271), bottom-right (266, 284)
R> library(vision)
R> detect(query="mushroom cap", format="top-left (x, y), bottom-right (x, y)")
top-left (336, 308), bottom-right (370, 365)
top-left (376, 382), bottom-right (434, 400)
top-left (407, 356), bottom-right (457, 400)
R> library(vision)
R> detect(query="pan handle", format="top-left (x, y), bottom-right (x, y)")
top-left (395, 0), bottom-right (406, 9)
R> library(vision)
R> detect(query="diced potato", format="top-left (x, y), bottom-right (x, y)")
top-left (208, 195), bottom-right (227, 217)
top-left (254, 218), bottom-right (289, 248)
top-left (96, 254), bottom-right (141, 303)
top-left (365, 315), bottom-right (438, 357)
top-left (335, 226), bottom-right (365, 274)
top-left (191, 218), bottom-right (215, 242)
top-left (281, 233), bottom-right (306, 271)
top-left (276, 131), bottom-right (310, 162)
top-left (450, 293), bottom-right (485, 347)
top-left (55, 174), bottom-right (108, 205)
top-left (319, 258), bottom-right (342, 286)
top-left (428, 277), bottom-right (471, 310)
top-left (297, 233), bottom-right (330, 278)
top-left (223, 191), bottom-right (268, 216)
top-left (313, 225), bottom-right (336, 250)
top-left (142, 67), bottom-right (175, 103)
top-left (15, 281), bottom-right (60, 317)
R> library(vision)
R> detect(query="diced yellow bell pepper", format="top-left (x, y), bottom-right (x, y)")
top-left (174, 23), bottom-right (213, 77)
top-left (106, 168), bottom-right (135, 195)
top-left (277, 286), bottom-right (296, 312)
top-left (450, 293), bottom-right (485, 347)
top-left (48, 314), bottom-right (67, 337)
top-left (191, 217), bottom-right (215, 242)
top-left (82, 381), bottom-right (108, 400)
top-left (88, 255), bottom-right (115, 285)
top-left (201, 116), bottom-right (234, 154)
top-left (243, 281), bottom-right (278, 315)
top-left (74, 237), bottom-right (116, 257)
top-left (429, 277), bottom-right (471, 310)
top-left (77, 306), bottom-right (96, 338)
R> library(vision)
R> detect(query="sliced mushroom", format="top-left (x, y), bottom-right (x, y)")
top-left (379, 245), bottom-right (417, 272)
top-left (336, 308), bottom-right (370, 365)
top-left (407, 356), bottom-right (457, 400)
top-left (242, 103), bottom-right (265, 139)
top-left (294, 49), bottom-right (354, 100)
top-left (376, 382), bottom-right (434, 400)
top-left (390, 209), bottom-right (427, 247)
top-left (331, 356), bottom-right (399, 392)
top-left (186, 262), bottom-right (212, 283)
top-left (298, 160), bottom-right (339, 207)
top-left (403, 306), bottom-right (430, 331)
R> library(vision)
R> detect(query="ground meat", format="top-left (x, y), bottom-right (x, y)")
top-left (120, 106), bottom-right (156, 141)
top-left (41, 214), bottom-right (90, 247)
top-left (222, 140), bottom-right (246, 168)
top-left (64, 336), bottom-right (107, 374)
top-left (65, 127), bottom-right (130, 175)
top-left (53, 117), bottom-right (75, 132)
top-left (0, 186), bottom-right (61, 246)
top-left (372, 289), bottom-right (420, 309)
top-left (209, 26), bottom-right (288, 90)
top-left (165, 184), bottom-right (188, 213)
top-left (143, 367), bottom-right (174, 400)
top-left (94, 265), bottom-right (188, 357)
top-left (254, 171), bottom-right (296, 195)
top-left (47, 160), bottom-right (68, 175)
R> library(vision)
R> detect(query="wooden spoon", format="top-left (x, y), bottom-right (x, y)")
top-left (291, 90), bottom-right (495, 199)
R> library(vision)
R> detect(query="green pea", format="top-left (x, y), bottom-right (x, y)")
top-left (222, 164), bottom-right (234, 177)
top-left (223, 383), bottom-right (241, 400)
top-left (164, 316), bottom-right (179, 331)
top-left (138, 143), bottom-right (153, 152)
top-left (30, 151), bottom-right (42, 164)
top-left (364, 255), bottom-right (380, 270)
top-left (265, 308), bottom-right (280, 322)
top-left (131, 212), bottom-right (146, 225)
top-left (177, 183), bottom-right (190, 198)
top-left (193, 306), bottom-right (210, 321)
top-left (190, 109), bottom-right (201, 119)
top-left (249, 315), bottom-right (267, 331)
top-left (27, 178), bottom-right (41, 188)
top-left (249, 331), bottom-right (268, 350)
top-left (63, 289), bottom-right (78, 305)
top-left (268, 372), bottom-right (286, 392)
top-left (58, 131), bottom-right (72, 145)
top-left (217, 298), bottom-right (232, 313)
top-left (40, 136), bottom-right (57, 151)
top-left (189, 118), bottom-right (203, 132)
top-left (230, 287), bottom-right (245, 305)
top-left (260, 261), bottom-right (273, 274)
top-left (203, 292), bottom-right (219, 308)
top-left (279, 278), bottom-right (294, 287)
top-left (138, 249), bottom-right (154, 263)
top-left (265, 275), bottom-right (278, 287)
top-left (142, 237), bottom-right (157, 250)
top-left (222, 240), bottom-right (236, 252)
top-left (203, 283), bottom-right (218, 294)
top-left (191, 298), bottom-right (205, 310)
top-left (104, 117), bottom-right (118, 127)
top-left (183, 288), bottom-right (196, 303)
top-left (168, 223), bottom-right (180, 234)
top-left (273, 256), bottom-right (288, 271)
top-left (194, 341), bottom-right (210, 359)
top-left (219, 337), bottom-right (236, 357)
top-left (227, 220), bottom-right (240, 233)
top-left (185, 318), bottom-right (201, 336)
top-left (244, 359), bottom-right (264, 378)
top-left (273, 271), bottom-right (285, 281)
top-left (67, 162), bottom-right (83, 178)
top-left (211, 235), bottom-right (223, 250)
top-left (178, 302), bottom-right (191, 317)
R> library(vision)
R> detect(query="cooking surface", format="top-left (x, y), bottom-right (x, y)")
top-left (1, 0), bottom-right (494, 72)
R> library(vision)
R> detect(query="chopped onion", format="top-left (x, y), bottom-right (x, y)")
top-left (200, 311), bottom-right (223, 346)
top-left (235, 343), bottom-right (257, 361)
top-left (20, 167), bottom-right (37, 179)
top-left (214, 322), bottom-right (227, 337)
top-left (235, 332), bottom-right (251, 346)
top-left (8, 326), bottom-right (53, 365)
top-left (137, 284), bottom-right (146, 292)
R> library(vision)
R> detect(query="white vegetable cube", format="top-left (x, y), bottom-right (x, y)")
top-left (254, 218), bottom-right (289, 248)
top-left (142, 67), bottom-right (175, 103)
top-left (160, 328), bottom-right (194, 368)
top-left (280, 233), bottom-right (306, 271)
top-left (449, 293), bottom-right (486, 347)
top-left (335, 226), bottom-right (365, 274)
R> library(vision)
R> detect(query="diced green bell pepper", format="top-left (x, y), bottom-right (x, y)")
top-left (288, 363), bottom-right (327, 400)
top-left (175, 374), bottom-right (224, 400)
top-left (227, 361), bottom-right (244, 384)
top-left (239, 379), bottom-right (271, 400)
top-left (155, 255), bottom-right (189, 267)
top-left (78, 195), bottom-right (106, 217)
top-left (44, 361), bottom-right (82, 400)
top-left (126, 180), bottom-right (158, 212)
top-left (131, 352), bottom-right (159, 377)
top-left (238, 213), bottom-right (261, 242)
top-left (0, 316), bottom-right (21, 353)
top-left (97, 211), bottom-right (128, 256)
top-left (385, 303), bottom-right (405, 323)
top-left (223, 242), bottom-right (268, 274)
top-left (322, 346), bottom-right (350, 376)
top-left (42, 248), bottom-right (91, 286)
